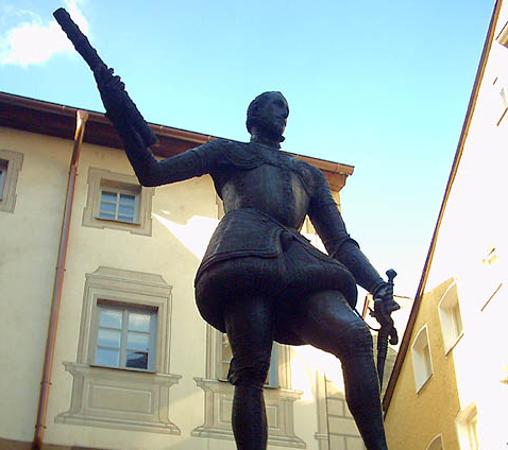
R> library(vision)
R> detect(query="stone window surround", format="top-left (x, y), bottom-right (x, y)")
top-left (314, 373), bottom-right (364, 450)
top-left (192, 324), bottom-right (306, 448)
top-left (492, 77), bottom-right (508, 126)
top-left (425, 433), bottom-right (444, 450)
top-left (56, 266), bottom-right (181, 435)
top-left (455, 403), bottom-right (479, 450)
top-left (437, 282), bottom-right (464, 355)
top-left (411, 324), bottom-right (434, 393)
top-left (0, 160), bottom-right (6, 197)
top-left (82, 167), bottom-right (154, 236)
top-left (0, 149), bottom-right (23, 213)
top-left (496, 20), bottom-right (508, 48)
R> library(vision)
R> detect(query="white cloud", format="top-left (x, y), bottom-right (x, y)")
top-left (0, 0), bottom-right (90, 67)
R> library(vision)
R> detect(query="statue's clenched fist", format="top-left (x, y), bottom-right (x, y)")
top-left (373, 282), bottom-right (400, 318)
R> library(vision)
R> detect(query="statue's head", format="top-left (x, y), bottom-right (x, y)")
top-left (246, 91), bottom-right (289, 143)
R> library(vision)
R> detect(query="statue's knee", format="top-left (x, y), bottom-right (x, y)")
top-left (340, 321), bottom-right (373, 359)
top-left (355, 323), bottom-right (374, 356)
top-left (228, 360), bottom-right (270, 387)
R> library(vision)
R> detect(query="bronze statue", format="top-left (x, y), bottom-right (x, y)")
top-left (54, 8), bottom-right (400, 450)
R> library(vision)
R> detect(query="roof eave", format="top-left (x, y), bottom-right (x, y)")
top-left (0, 91), bottom-right (354, 192)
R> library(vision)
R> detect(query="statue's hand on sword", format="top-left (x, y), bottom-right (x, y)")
top-left (371, 269), bottom-right (400, 344)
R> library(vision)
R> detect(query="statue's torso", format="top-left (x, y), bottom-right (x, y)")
top-left (213, 141), bottom-right (315, 231)
top-left (221, 164), bottom-right (310, 230)
top-left (195, 139), bottom-right (331, 280)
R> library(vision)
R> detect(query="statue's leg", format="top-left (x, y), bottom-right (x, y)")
top-left (292, 290), bottom-right (388, 450)
top-left (224, 295), bottom-right (274, 450)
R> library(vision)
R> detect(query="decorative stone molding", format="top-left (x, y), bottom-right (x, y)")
top-left (56, 363), bottom-right (181, 434)
top-left (192, 378), bottom-right (305, 448)
top-left (56, 266), bottom-right (181, 434)
top-left (192, 325), bottom-right (306, 448)
top-left (0, 149), bottom-right (23, 213)
top-left (315, 374), bottom-right (364, 450)
top-left (82, 167), bottom-right (154, 236)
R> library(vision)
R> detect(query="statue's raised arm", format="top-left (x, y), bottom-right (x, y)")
top-left (53, 8), bottom-right (156, 147)
top-left (54, 7), bottom-right (217, 187)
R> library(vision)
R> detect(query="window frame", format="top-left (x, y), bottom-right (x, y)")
top-left (426, 434), bottom-right (444, 450)
top-left (496, 20), bottom-right (508, 47)
top-left (438, 282), bottom-right (464, 354)
top-left (75, 266), bottom-right (173, 374)
top-left (0, 149), bottom-right (24, 213)
top-left (92, 301), bottom-right (158, 372)
top-left (492, 77), bottom-right (508, 126)
top-left (0, 159), bottom-right (7, 200)
top-left (82, 167), bottom-right (154, 235)
top-left (98, 188), bottom-right (140, 224)
top-left (56, 266), bottom-right (181, 434)
top-left (456, 404), bottom-right (479, 450)
top-left (411, 324), bottom-right (433, 393)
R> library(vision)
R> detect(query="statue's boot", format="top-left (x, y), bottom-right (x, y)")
top-left (231, 382), bottom-right (268, 450)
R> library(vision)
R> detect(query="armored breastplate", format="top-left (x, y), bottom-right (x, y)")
top-left (214, 142), bottom-right (313, 230)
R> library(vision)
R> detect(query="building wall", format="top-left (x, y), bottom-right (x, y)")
top-left (0, 127), bottom-right (71, 441)
top-left (385, 1), bottom-right (508, 448)
top-left (45, 138), bottom-right (216, 449)
top-left (384, 280), bottom-right (461, 450)
top-left (0, 125), bottom-right (364, 450)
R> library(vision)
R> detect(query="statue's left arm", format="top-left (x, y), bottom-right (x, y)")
top-left (308, 169), bottom-right (398, 312)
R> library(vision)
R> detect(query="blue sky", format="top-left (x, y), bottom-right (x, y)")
top-left (0, 0), bottom-right (494, 296)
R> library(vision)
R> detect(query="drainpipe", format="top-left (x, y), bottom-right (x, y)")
top-left (32, 110), bottom-right (88, 450)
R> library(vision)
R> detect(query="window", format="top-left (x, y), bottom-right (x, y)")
top-left (467, 415), bottom-right (479, 450)
top-left (98, 190), bottom-right (138, 223)
top-left (426, 434), bottom-right (444, 450)
top-left (456, 405), bottom-right (479, 450)
top-left (94, 302), bottom-right (156, 371)
top-left (56, 267), bottom-right (181, 434)
top-left (0, 159), bottom-right (7, 199)
top-left (83, 167), bottom-right (154, 235)
top-left (492, 77), bottom-right (508, 125)
top-left (0, 149), bottom-right (23, 213)
top-left (411, 325), bottom-right (433, 392)
top-left (218, 333), bottom-right (279, 387)
top-left (438, 283), bottom-right (463, 353)
top-left (497, 21), bottom-right (508, 48)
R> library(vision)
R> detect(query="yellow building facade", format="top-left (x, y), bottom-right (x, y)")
top-left (384, 1), bottom-right (508, 449)
top-left (0, 92), bottom-right (371, 450)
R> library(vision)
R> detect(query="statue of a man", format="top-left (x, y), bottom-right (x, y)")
top-left (94, 67), bottom-right (399, 450)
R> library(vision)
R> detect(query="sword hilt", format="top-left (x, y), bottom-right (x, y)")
top-left (386, 268), bottom-right (397, 285)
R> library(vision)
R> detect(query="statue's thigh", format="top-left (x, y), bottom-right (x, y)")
top-left (223, 295), bottom-right (275, 384)
top-left (291, 290), bottom-right (372, 359)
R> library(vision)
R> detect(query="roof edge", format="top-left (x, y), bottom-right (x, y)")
top-left (0, 91), bottom-right (354, 189)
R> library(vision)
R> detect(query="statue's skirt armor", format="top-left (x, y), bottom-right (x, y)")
top-left (195, 208), bottom-right (358, 345)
